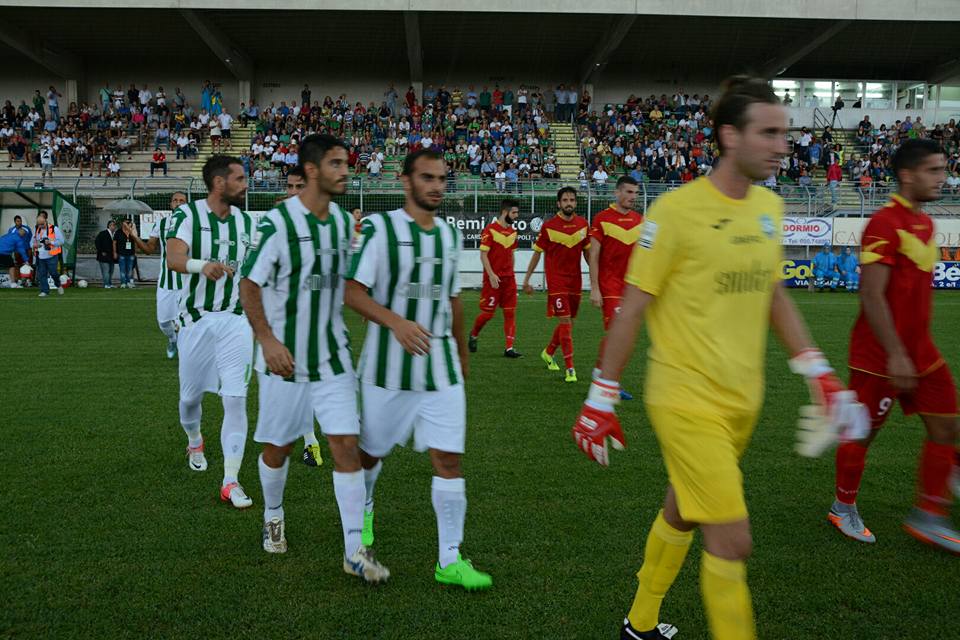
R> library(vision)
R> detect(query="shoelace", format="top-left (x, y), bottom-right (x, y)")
top-left (267, 520), bottom-right (283, 542)
top-left (847, 509), bottom-right (866, 533)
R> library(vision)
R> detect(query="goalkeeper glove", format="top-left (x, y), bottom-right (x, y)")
top-left (789, 348), bottom-right (846, 411)
top-left (796, 391), bottom-right (870, 457)
top-left (572, 378), bottom-right (626, 467)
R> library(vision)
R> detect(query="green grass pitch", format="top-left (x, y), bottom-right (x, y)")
top-left (1, 288), bottom-right (957, 639)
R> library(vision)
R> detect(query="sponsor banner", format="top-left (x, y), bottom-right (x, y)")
top-left (780, 259), bottom-right (960, 289)
top-left (782, 217), bottom-right (832, 246)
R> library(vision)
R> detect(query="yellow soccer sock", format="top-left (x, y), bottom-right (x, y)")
top-left (700, 551), bottom-right (756, 640)
top-left (627, 510), bottom-right (694, 631)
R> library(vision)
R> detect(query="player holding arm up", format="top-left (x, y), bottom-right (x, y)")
top-left (570, 76), bottom-right (867, 640)
top-left (829, 139), bottom-right (960, 554)
top-left (165, 155), bottom-right (256, 509)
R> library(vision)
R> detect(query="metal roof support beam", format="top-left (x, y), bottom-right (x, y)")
top-left (179, 9), bottom-right (253, 80)
top-left (579, 15), bottom-right (636, 86)
top-left (403, 10), bottom-right (423, 83)
top-left (927, 54), bottom-right (960, 85)
top-left (0, 25), bottom-right (82, 78)
top-left (760, 19), bottom-right (851, 78)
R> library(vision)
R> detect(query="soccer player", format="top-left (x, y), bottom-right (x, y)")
top-left (571, 76), bottom-right (865, 640)
top-left (127, 191), bottom-right (188, 359)
top-left (239, 134), bottom-right (390, 581)
top-left (344, 148), bottom-right (493, 591)
top-left (165, 155), bottom-right (256, 509)
top-left (829, 139), bottom-right (960, 553)
top-left (468, 198), bottom-right (522, 358)
top-left (522, 187), bottom-right (591, 383)
top-left (588, 175), bottom-right (643, 399)
top-left (278, 165), bottom-right (324, 469)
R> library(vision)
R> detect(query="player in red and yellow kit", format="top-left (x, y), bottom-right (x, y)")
top-left (588, 175), bottom-right (643, 399)
top-left (570, 77), bottom-right (867, 640)
top-left (522, 187), bottom-right (591, 382)
top-left (830, 139), bottom-right (960, 554)
top-left (469, 198), bottom-right (522, 358)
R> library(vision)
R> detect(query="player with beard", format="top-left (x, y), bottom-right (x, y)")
top-left (166, 155), bottom-right (257, 509)
top-left (468, 198), bottom-right (522, 357)
top-left (522, 187), bottom-right (592, 383)
top-left (345, 148), bottom-right (493, 591)
top-left (570, 76), bottom-right (867, 639)
top-left (127, 191), bottom-right (188, 358)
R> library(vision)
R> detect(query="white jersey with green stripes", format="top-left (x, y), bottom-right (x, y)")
top-left (348, 208), bottom-right (463, 392)
top-left (241, 196), bottom-right (353, 382)
top-left (167, 199), bottom-right (254, 326)
top-left (150, 214), bottom-right (183, 291)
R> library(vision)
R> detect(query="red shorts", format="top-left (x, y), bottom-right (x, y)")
top-left (479, 276), bottom-right (517, 312)
top-left (547, 292), bottom-right (581, 319)
top-left (602, 296), bottom-right (622, 330)
top-left (849, 364), bottom-right (959, 429)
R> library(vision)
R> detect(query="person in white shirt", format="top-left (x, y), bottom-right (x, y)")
top-left (494, 165), bottom-right (506, 193)
top-left (420, 135), bottom-right (433, 150)
top-left (209, 117), bottom-right (222, 153)
top-left (366, 156), bottom-right (383, 179)
top-left (218, 110), bottom-right (233, 150)
top-left (176, 133), bottom-right (191, 159)
top-left (107, 157), bottom-right (121, 177)
top-left (592, 167), bottom-right (609, 188)
top-left (139, 85), bottom-right (152, 107)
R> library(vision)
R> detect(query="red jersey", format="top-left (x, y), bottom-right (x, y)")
top-left (849, 194), bottom-right (943, 376)
top-left (479, 219), bottom-right (517, 279)
top-left (533, 213), bottom-right (589, 294)
top-left (589, 206), bottom-right (643, 297)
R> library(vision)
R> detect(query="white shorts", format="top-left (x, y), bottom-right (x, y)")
top-left (156, 287), bottom-right (180, 325)
top-left (178, 312), bottom-right (253, 398)
top-left (359, 382), bottom-right (466, 457)
top-left (254, 371), bottom-right (360, 446)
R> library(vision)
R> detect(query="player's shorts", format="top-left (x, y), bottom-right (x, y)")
top-left (602, 296), bottom-right (622, 330)
top-left (178, 312), bottom-right (253, 398)
top-left (849, 364), bottom-right (959, 429)
top-left (547, 291), bottom-right (581, 319)
top-left (156, 287), bottom-right (180, 325)
top-left (0, 253), bottom-right (14, 269)
top-left (646, 404), bottom-right (758, 524)
top-left (359, 382), bottom-right (466, 458)
top-left (254, 370), bottom-right (359, 446)
top-left (479, 276), bottom-right (517, 312)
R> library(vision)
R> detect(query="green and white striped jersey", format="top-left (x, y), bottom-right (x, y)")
top-left (347, 208), bottom-right (463, 392)
top-left (241, 196), bottom-right (354, 382)
top-left (167, 199), bottom-right (254, 326)
top-left (150, 215), bottom-right (183, 291)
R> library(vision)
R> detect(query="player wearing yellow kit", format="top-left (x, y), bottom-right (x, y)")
top-left (570, 77), bottom-right (867, 640)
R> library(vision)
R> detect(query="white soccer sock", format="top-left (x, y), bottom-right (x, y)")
top-left (431, 476), bottom-right (466, 568)
top-left (363, 461), bottom-right (382, 512)
top-left (159, 320), bottom-right (177, 342)
top-left (592, 367), bottom-right (602, 380)
top-left (333, 470), bottom-right (365, 556)
top-left (221, 395), bottom-right (248, 486)
top-left (303, 430), bottom-right (319, 447)
top-left (258, 454), bottom-right (288, 522)
top-left (179, 397), bottom-right (203, 449)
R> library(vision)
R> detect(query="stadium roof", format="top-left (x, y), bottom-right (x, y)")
top-left (0, 6), bottom-right (958, 83)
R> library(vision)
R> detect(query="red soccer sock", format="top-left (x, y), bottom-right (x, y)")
top-left (835, 442), bottom-right (869, 504)
top-left (558, 323), bottom-right (574, 370)
top-left (917, 440), bottom-right (954, 516)
top-left (470, 310), bottom-right (494, 339)
top-left (546, 325), bottom-right (561, 356)
top-left (503, 308), bottom-right (516, 350)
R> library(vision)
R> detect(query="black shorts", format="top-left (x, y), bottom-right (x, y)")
top-left (0, 253), bottom-right (15, 269)
top-left (221, 129), bottom-right (231, 138)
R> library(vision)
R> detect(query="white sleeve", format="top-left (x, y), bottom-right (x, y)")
top-left (347, 216), bottom-right (380, 288)
top-left (241, 214), bottom-right (282, 287)
top-left (170, 205), bottom-right (193, 249)
top-left (450, 225), bottom-right (462, 297)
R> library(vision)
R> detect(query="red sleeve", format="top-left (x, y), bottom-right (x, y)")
top-left (533, 226), bottom-right (548, 253)
top-left (589, 212), bottom-right (605, 241)
top-left (480, 226), bottom-right (493, 251)
top-left (860, 214), bottom-right (899, 267)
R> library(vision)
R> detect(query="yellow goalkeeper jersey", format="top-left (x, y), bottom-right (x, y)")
top-left (625, 177), bottom-right (784, 416)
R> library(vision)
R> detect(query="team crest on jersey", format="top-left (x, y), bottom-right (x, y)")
top-left (240, 232), bottom-right (251, 247)
top-left (758, 215), bottom-right (775, 239)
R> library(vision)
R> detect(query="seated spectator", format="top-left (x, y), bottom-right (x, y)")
top-left (150, 149), bottom-right (167, 176)
top-left (107, 156), bottom-right (121, 178)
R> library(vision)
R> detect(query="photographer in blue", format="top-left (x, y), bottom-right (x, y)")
top-left (0, 226), bottom-right (30, 287)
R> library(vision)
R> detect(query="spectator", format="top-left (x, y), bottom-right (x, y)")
top-left (116, 220), bottom-right (136, 288)
top-left (150, 149), bottom-right (167, 176)
top-left (209, 114), bottom-right (222, 153)
top-left (175, 131), bottom-right (191, 159)
top-left (592, 166), bottom-right (609, 189)
top-left (46, 85), bottom-right (61, 122)
top-left (826, 161), bottom-right (842, 206)
top-left (33, 210), bottom-right (64, 297)
top-left (366, 153), bottom-right (383, 180)
top-left (107, 155), bottom-right (121, 178)
top-left (946, 171), bottom-right (960, 195)
top-left (782, 90), bottom-right (793, 105)
top-left (494, 163), bottom-right (506, 193)
top-left (95, 220), bottom-right (118, 288)
top-left (154, 122), bottom-right (170, 150)
top-left (0, 226), bottom-right (30, 288)
top-left (218, 108), bottom-right (233, 150)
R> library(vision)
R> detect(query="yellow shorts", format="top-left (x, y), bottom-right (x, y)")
top-left (646, 404), bottom-right (758, 525)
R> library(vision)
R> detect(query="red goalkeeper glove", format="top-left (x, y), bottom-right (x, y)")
top-left (572, 378), bottom-right (626, 466)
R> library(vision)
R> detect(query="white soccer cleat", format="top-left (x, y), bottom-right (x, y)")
top-left (220, 482), bottom-right (253, 509)
top-left (343, 545), bottom-right (390, 584)
top-left (57, 286), bottom-right (64, 295)
top-left (186, 441), bottom-right (207, 472)
top-left (262, 517), bottom-right (287, 554)
top-left (827, 501), bottom-right (876, 543)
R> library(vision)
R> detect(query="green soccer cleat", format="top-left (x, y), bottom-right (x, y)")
top-left (540, 349), bottom-right (560, 371)
top-left (565, 368), bottom-right (578, 383)
top-left (361, 509), bottom-right (375, 547)
top-left (434, 555), bottom-right (493, 591)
